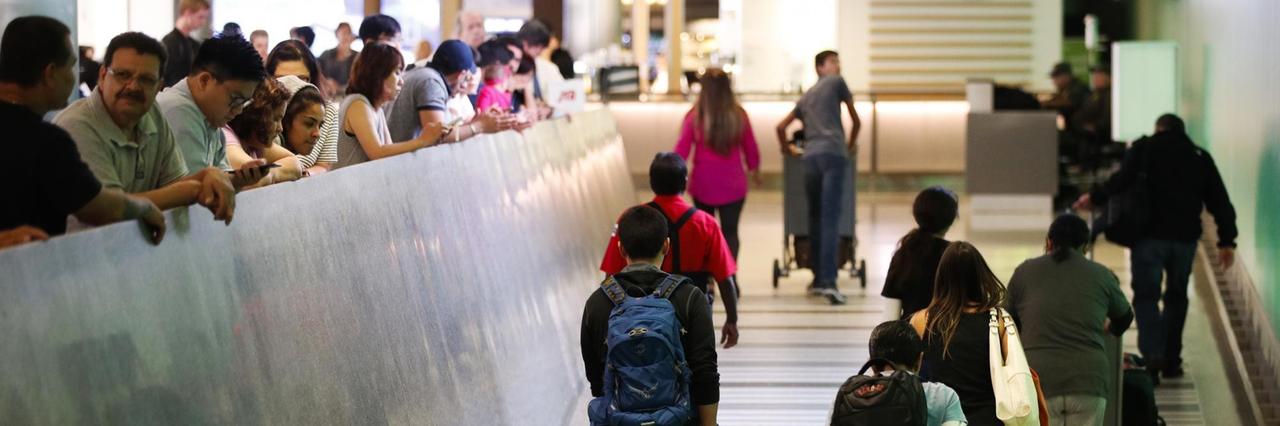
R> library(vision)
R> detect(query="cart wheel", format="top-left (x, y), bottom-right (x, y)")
top-left (772, 259), bottom-right (781, 288)
top-left (858, 259), bottom-right (868, 288)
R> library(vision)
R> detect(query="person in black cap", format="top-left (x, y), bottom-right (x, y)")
top-left (1071, 65), bottom-right (1112, 147)
top-left (385, 39), bottom-right (517, 145)
top-left (1042, 62), bottom-right (1090, 125)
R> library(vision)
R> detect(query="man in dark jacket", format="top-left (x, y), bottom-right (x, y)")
top-left (1074, 114), bottom-right (1237, 379)
top-left (161, 0), bottom-right (209, 87)
top-left (581, 205), bottom-right (720, 426)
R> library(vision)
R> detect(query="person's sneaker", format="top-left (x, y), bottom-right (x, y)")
top-left (807, 284), bottom-right (826, 297)
top-left (825, 290), bottom-right (848, 305)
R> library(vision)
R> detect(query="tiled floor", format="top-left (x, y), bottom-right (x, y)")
top-left (576, 189), bottom-right (1234, 425)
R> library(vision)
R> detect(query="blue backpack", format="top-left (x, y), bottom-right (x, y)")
top-left (588, 275), bottom-right (694, 426)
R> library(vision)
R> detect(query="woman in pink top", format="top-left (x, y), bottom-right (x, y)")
top-left (674, 69), bottom-right (761, 261)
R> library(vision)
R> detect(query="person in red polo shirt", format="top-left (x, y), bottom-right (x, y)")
top-left (600, 152), bottom-right (739, 348)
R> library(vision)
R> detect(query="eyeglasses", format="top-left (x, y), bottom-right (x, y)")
top-left (105, 67), bottom-right (159, 88)
top-left (228, 93), bottom-right (252, 110)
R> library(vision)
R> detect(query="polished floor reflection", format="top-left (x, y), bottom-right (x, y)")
top-left (621, 190), bottom-right (1225, 426)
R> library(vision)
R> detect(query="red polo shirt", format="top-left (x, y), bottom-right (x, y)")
top-left (599, 195), bottom-right (736, 281)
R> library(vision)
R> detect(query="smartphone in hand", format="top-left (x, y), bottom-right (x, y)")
top-left (226, 163), bottom-right (281, 176)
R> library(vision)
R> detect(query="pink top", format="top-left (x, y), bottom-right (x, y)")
top-left (475, 81), bottom-right (512, 113)
top-left (674, 110), bottom-right (760, 205)
top-left (222, 126), bottom-right (263, 159)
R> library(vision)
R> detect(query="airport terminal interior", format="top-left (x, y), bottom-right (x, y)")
top-left (1, 0), bottom-right (1278, 425)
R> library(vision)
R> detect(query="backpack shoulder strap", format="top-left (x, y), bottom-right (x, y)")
top-left (672, 206), bottom-right (698, 230)
top-left (668, 206), bottom-right (698, 274)
top-left (653, 274), bottom-right (687, 299)
top-left (601, 277), bottom-right (628, 305)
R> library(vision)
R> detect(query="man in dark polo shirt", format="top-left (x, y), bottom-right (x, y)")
top-left (0, 16), bottom-right (165, 251)
top-left (600, 152), bottom-right (739, 348)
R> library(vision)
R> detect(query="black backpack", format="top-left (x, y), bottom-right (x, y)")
top-left (831, 359), bottom-right (927, 426)
top-left (1122, 353), bottom-right (1166, 426)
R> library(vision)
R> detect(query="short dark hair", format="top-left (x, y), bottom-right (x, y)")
top-left (516, 19), bottom-right (552, 48)
top-left (815, 50), bottom-right (838, 69)
top-left (913, 186), bottom-right (959, 234)
top-left (476, 39), bottom-right (513, 68)
top-left (266, 39), bottom-right (323, 83)
top-left (869, 320), bottom-right (924, 370)
top-left (1156, 113), bottom-right (1185, 134)
top-left (617, 205), bottom-right (669, 260)
top-left (103, 32), bottom-right (168, 77)
top-left (190, 35), bottom-right (267, 82)
top-left (1047, 214), bottom-right (1090, 262)
top-left (291, 26), bottom-right (315, 48)
top-left (359, 14), bottom-right (401, 43)
top-left (346, 42), bottom-right (404, 102)
top-left (228, 77), bottom-right (290, 145)
top-left (649, 152), bottom-right (688, 195)
top-left (222, 22), bottom-right (243, 38)
top-left (0, 16), bottom-right (73, 87)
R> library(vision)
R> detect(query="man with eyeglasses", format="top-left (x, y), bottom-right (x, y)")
top-left (54, 32), bottom-right (239, 225)
top-left (156, 34), bottom-right (268, 187)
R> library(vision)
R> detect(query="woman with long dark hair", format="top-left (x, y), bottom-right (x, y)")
top-left (910, 241), bottom-right (1006, 426)
top-left (674, 69), bottom-right (761, 263)
top-left (882, 187), bottom-right (959, 319)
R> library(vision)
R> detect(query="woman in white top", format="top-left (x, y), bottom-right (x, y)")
top-left (335, 42), bottom-right (434, 170)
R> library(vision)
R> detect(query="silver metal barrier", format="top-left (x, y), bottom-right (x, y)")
top-left (0, 110), bottom-right (635, 425)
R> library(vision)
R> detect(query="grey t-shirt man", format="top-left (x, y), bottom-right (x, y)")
top-left (794, 74), bottom-right (853, 158)
top-left (1007, 250), bottom-right (1134, 398)
top-left (386, 64), bottom-right (451, 142)
top-left (54, 88), bottom-right (188, 193)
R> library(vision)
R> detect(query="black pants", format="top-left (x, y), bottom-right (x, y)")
top-left (693, 198), bottom-right (745, 260)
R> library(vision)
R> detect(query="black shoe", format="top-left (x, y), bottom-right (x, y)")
top-left (1162, 366), bottom-right (1185, 379)
top-left (1146, 365), bottom-right (1162, 386)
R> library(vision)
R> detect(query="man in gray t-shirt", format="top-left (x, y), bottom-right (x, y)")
top-left (774, 50), bottom-right (862, 305)
top-left (385, 39), bottom-right (514, 144)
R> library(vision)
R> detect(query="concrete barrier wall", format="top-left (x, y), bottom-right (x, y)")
top-left (0, 110), bottom-right (633, 425)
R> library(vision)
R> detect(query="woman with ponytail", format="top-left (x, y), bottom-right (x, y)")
top-left (882, 186), bottom-right (959, 320)
top-left (1006, 214), bottom-right (1133, 425)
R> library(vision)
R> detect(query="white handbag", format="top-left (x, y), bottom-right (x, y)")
top-left (989, 308), bottom-right (1040, 426)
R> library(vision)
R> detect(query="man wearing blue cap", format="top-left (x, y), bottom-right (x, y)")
top-left (387, 39), bottom-right (516, 144)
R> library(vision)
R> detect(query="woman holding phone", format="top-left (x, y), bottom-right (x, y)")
top-left (223, 77), bottom-right (302, 189)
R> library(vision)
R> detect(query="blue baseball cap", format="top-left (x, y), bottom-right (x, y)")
top-left (429, 39), bottom-right (476, 76)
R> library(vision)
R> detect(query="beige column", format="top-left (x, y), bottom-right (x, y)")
top-left (363, 0), bottom-right (380, 17)
top-left (631, 0), bottom-right (650, 94)
top-left (664, 0), bottom-right (684, 94)
top-left (441, 0), bottom-right (462, 41)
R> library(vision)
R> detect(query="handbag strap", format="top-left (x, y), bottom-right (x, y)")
top-left (990, 308), bottom-right (1012, 364)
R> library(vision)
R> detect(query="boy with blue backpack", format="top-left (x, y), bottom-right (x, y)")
top-left (581, 205), bottom-right (720, 426)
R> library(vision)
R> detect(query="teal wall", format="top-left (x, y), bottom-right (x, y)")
top-left (1134, 1), bottom-right (1280, 336)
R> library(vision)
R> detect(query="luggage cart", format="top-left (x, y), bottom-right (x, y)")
top-left (772, 155), bottom-right (867, 289)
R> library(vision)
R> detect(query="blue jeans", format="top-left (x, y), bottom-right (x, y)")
top-left (804, 153), bottom-right (847, 288)
top-left (1130, 239), bottom-right (1197, 367)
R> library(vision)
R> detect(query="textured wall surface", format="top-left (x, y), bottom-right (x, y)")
top-left (0, 111), bottom-right (634, 425)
